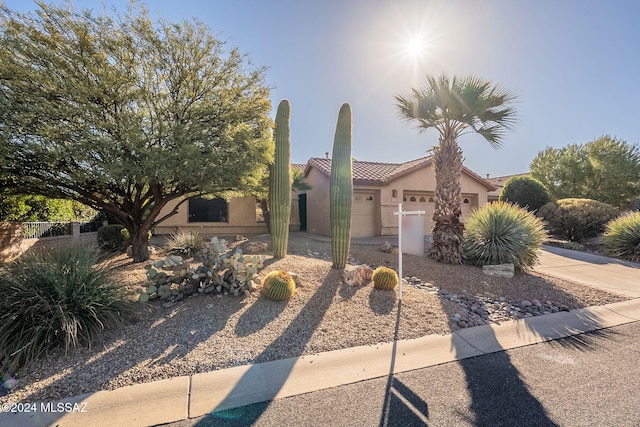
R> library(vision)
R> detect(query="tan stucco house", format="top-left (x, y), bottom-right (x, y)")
top-left (154, 156), bottom-right (496, 238)
top-left (154, 194), bottom-right (303, 236)
top-left (301, 156), bottom-right (496, 237)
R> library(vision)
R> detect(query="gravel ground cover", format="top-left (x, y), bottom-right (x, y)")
top-left (0, 233), bottom-right (627, 404)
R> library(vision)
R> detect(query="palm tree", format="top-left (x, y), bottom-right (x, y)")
top-left (396, 74), bottom-right (517, 264)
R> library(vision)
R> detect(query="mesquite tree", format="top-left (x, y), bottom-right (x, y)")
top-left (0, 3), bottom-right (273, 261)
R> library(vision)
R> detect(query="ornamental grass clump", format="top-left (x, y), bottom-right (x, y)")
top-left (462, 201), bottom-right (547, 270)
top-left (0, 246), bottom-right (136, 368)
top-left (602, 212), bottom-right (640, 262)
top-left (165, 230), bottom-right (205, 258)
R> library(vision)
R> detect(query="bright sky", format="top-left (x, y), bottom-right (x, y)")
top-left (5, 0), bottom-right (640, 177)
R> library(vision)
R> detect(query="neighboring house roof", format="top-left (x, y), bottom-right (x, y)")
top-left (304, 156), bottom-right (497, 190)
top-left (291, 163), bottom-right (306, 174)
top-left (486, 173), bottom-right (530, 198)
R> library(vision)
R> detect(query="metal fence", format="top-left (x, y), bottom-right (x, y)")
top-left (79, 221), bottom-right (103, 233)
top-left (23, 222), bottom-right (71, 240)
top-left (22, 221), bottom-right (106, 239)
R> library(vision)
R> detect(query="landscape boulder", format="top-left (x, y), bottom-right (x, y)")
top-left (482, 263), bottom-right (515, 278)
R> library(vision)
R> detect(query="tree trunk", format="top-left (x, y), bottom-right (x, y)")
top-left (428, 136), bottom-right (465, 264)
top-left (130, 227), bottom-right (150, 262)
top-left (259, 198), bottom-right (271, 234)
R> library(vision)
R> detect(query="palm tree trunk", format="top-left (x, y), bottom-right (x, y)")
top-left (428, 135), bottom-right (465, 264)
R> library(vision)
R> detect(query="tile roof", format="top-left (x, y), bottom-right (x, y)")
top-left (487, 173), bottom-right (529, 197)
top-left (291, 163), bottom-right (306, 174)
top-left (305, 156), bottom-right (496, 190)
top-left (487, 173), bottom-right (530, 188)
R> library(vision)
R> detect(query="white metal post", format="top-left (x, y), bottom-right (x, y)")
top-left (398, 203), bottom-right (403, 300)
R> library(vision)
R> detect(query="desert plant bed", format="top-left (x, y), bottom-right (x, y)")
top-left (0, 233), bottom-right (627, 405)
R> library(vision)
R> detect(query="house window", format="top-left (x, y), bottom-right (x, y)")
top-left (428, 197), bottom-right (434, 202)
top-left (409, 196), bottom-right (416, 202)
top-left (188, 197), bottom-right (228, 222)
top-left (392, 189), bottom-right (397, 198)
top-left (419, 196), bottom-right (426, 202)
top-left (463, 198), bottom-right (469, 204)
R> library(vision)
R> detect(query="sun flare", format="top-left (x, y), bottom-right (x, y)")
top-left (405, 34), bottom-right (429, 58)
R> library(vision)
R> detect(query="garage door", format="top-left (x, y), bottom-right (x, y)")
top-left (351, 192), bottom-right (376, 237)
top-left (404, 193), bottom-right (435, 234)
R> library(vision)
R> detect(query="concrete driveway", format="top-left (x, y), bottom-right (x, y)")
top-left (534, 245), bottom-right (640, 298)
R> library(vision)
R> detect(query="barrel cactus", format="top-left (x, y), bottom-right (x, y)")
top-left (372, 266), bottom-right (399, 291)
top-left (261, 270), bottom-right (296, 301)
top-left (330, 103), bottom-right (353, 269)
top-left (270, 99), bottom-right (292, 258)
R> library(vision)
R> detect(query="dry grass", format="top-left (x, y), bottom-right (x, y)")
top-left (0, 233), bottom-right (627, 404)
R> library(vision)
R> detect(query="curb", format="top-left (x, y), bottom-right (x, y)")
top-left (2, 299), bottom-right (639, 427)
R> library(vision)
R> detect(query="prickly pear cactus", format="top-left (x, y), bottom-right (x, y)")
top-left (138, 237), bottom-right (267, 304)
top-left (196, 237), bottom-right (265, 296)
top-left (139, 255), bottom-right (190, 302)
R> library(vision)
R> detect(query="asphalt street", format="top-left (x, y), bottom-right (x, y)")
top-left (163, 322), bottom-right (640, 427)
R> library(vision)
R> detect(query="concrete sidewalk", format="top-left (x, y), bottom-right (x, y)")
top-left (2, 243), bottom-right (639, 427)
top-left (534, 245), bottom-right (640, 298)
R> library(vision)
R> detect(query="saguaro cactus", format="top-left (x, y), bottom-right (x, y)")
top-left (330, 103), bottom-right (353, 269)
top-left (270, 99), bottom-right (292, 258)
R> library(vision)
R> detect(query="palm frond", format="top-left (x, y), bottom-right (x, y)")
top-left (396, 73), bottom-right (517, 146)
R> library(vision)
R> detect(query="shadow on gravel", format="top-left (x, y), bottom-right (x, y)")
top-left (234, 296), bottom-right (287, 337)
top-left (5, 294), bottom-right (246, 427)
top-left (338, 281), bottom-right (365, 300)
top-left (200, 269), bottom-right (342, 425)
top-left (369, 289), bottom-right (397, 315)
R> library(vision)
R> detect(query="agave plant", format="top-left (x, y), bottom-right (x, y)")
top-left (602, 212), bottom-right (640, 262)
top-left (462, 201), bottom-right (547, 270)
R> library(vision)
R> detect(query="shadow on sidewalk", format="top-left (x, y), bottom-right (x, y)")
top-left (451, 301), bottom-right (617, 425)
top-left (379, 300), bottom-right (430, 426)
top-left (199, 269), bottom-right (342, 425)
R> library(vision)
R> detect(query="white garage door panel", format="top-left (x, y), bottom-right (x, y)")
top-left (352, 192), bottom-right (376, 237)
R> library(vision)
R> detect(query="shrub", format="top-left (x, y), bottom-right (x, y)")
top-left (96, 224), bottom-right (126, 251)
top-left (372, 266), bottom-right (399, 291)
top-left (602, 212), bottom-right (640, 262)
top-left (462, 201), bottom-right (547, 270)
top-left (0, 246), bottom-right (135, 368)
top-left (498, 176), bottom-right (551, 212)
top-left (537, 198), bottom-right (619, 242)
top-left (165, 231), bottom-right (205, 258)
